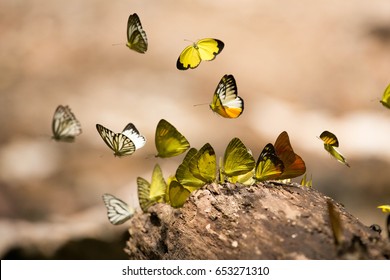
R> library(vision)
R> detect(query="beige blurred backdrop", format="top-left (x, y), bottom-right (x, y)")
top-left (1, 0), bottom-right (390, 258)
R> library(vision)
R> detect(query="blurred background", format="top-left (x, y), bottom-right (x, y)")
top-left (0, 0), bottom-right (389, 259)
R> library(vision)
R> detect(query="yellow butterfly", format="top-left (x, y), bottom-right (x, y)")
top-left (319, 131), bottom-right (350, 167)
top-left (300, 173), bottom-right (313, 187)
top-left (377, 205), bottom-right (390, 213)
top-left (102, 193), bottom-right (135, 225)
top-left (52, 105), bottom-right (82, 142)
top-left (155, 119), bottom-right (190, 158)
top-left (380, 83), bottom-right (390, 109)
top-left (274, 131), bottom-right (306, 180)
top-left (176, 38), bottom-right (224, 70)
top-left (210, 74), bottom-right (244, 118)
top-left (96, 123), bottom-right (146, 157)
top-left (137, 164), bottom-right (167, 212)
top-left (254, 143), bottom-right (284, 182)
top-left (175, 148), bottom-right (205, 191)
top-left (327, 199), bottom-right (345, 246)
top-left (126, 13), bottom-right (148, 53)
top-left (189, 143), bottom-right (217, 185)
top-left (221, 138), bottom-right (255, 182)
top-left (168, 180), bottom-right (191, 208)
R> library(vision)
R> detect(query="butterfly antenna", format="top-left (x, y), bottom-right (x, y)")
top-left (111, 42), bottom-right (125, 46)
top-left (193, 102), bottom-right (209, 107)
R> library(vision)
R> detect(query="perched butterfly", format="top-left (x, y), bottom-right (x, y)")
top-left (221, 138), bottom-right (255, 181)
top-left (254, 143), bottom-right (284, 182)
top-left (189, 143), bottom-right (217, 185)
top-left (175, 148), bottom-right (206, 192)
top-left (52, 105), bottom-right (82, 142)
top-left (96, 123), bottom-right (146, 157)
top-left (176, 38), bottom-right (224, 70)
top-left (137, 164), bottom-right (167, 212)
top-left (168, 180), bottom-right (191, 208)
top-left (155, 119), bottom-right (190, 158)
top-left (210, 74), bottom-right (244, 118)
top-left (102, 193), bottom-right (135, 225)
top-left (126, 13), bottom-right (148, 53)
top-left (380, 83), bottom-right (390, 109)
top-left (377, 205), bottom-right (390, 213)
top-left (327, 199), bottom-right (345, 246)
top-left (319, 131), bottom-right (350, 167)
top-left (274, 131), bottom-right (306, 179)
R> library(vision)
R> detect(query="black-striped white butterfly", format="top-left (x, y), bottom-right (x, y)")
top-left (126, 13), bottom-right (148, 53)
top-left (96, 123), bottom-right (146, 157)
top-left (102, 193), bottom-right (135, 225)
top-left (52, 105), bottom-right (82, 142)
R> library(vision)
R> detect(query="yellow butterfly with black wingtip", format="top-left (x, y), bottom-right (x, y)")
top-left (380, 83), bottom-right (390, 109)
top-left (155, 119), bottom-right (190, 158)
top-left (176, 38), bottom-right (224, 70)
top-left (137, 164), bottom-right (167, 212)
top-left (273, 131), bottom-right (306, 180)
top-left (319, 131), bottom-right (350, 167)
top-left (126, 13), bottom-right (148, 53)
top-left (254, 143), bottom-right (285, 182)
top-left (221, 137), bottom-right (255, 184)
top-left (210, 74), bottom-right (244, 119)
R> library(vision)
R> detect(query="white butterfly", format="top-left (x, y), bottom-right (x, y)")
top-left (52, 105), bottom-right (82, 142)
top-left (126, 13), bottom-right (148, 54)
top-left (102, 193), bottom-right (135, 225)
top-left (96, 123), bottom-right (146, 157)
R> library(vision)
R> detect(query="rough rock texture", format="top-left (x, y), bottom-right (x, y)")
top-left (125, 182), bottom-right (390, 260)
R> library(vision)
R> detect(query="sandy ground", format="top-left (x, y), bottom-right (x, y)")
top-left (0, 0), bottom-right (390, 258)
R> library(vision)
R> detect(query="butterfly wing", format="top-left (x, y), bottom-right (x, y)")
top-left (168, 180), bottom-right (191, 208)
top-left (149, 164), bottom-right (167, 201)
top-left (377, 205), bottom-right (390, 213)
top-left (137, 177), bottom-right (153, 212)
top-left (155, 119), bottom-right (190, 158)
top-left (274, 131), bottom-right (306, 179)
top-left (96, 124), bottom-right (136, 157)
top-left (175, 148), bottom-right (205, 192)
top-left (189, 143), bottom-right (217, 184)
top-left (324, 144), bottom-right (350, 167)
top-left (210, 74), bottom-right (244, 118)
top-left (176, 38), bottom-right (224, 70)
top-left (126, 13), bottom-right (148, 53)
top-left (102, 193), bottom-right (135, 225)
top-left (319, 131), bottom-right (339, 147)
top-left (380, 83), bottom-right (390, 109)
top-left (223, 137), bottom-right (255, 177)
top-left (254, 143), bottom-right (284, 181)
top-left (121, 123), bottom-right (146, 150)
top-left (52, 105), bottom-right (82, 142)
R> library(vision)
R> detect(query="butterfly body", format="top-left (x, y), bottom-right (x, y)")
top-left (52, 105), bottom-right (82, 142)
top-left (210, 74), bottom-right (244, 118)
top-left (176, 38), bottom-right (224, 70)
top-left (126, 13), bottom-right (148, 53)
top-left (102, 193), bottom-right (135, 225)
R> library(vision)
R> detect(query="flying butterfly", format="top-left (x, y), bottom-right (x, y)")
top-left (377, 205), bottom-right (390, 213)
top-left (274, 131), bottom-right (306, 180)
top-left (176, 38), bottom-right (224, 70)
top-left (155, 119), bottom-right (190, 158)
top-left (96, 123), bottom-right (146, 157)
top-left (319, 131), bottom-right (350, 167)
top-left (254, 143), bottom-right (284, 182)
top-left (52, 105), bottom-right (82, 142)
top-left (221, 137), bottom-right (255, 181)
top-left (380, 83), bottom-right (390, 109)
top-left (137, 164), bottom-right (167, 212)
top-left (210, 74), bottom-right (244, 119)
top-left (126, 13), bottom-right (148, 53)
top-left (102, 193), bottom-right (135, 225)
